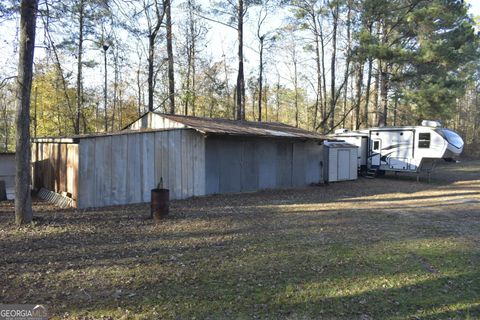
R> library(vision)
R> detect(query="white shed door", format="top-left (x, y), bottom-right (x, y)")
top-left (337, 150), bottom-right (350, 180)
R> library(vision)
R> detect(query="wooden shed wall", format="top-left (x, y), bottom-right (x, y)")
top-left (32, 142), bottom-right (79, 204)
top-left (77, 129), bottom-right (205, 208)
top-left (205, 137), bottom-right (323, 195)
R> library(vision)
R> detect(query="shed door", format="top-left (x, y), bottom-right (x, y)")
top-left (337, 150), bottom-right (350, 180)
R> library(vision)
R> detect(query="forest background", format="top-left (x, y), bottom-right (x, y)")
top-left (0, 0), bottom-right (479, 154)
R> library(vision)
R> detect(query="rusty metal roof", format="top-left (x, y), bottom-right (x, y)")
top-left (32, 113), bottom-right (326, 143)
top-left (156, 113), bottom-right (325, 140)
top-left (31, 128), bottom-right (183, 143)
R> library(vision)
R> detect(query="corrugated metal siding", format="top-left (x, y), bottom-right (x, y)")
top-left (77, 129), bottom-right (205, 208)
top-left (0, 154), bottom-right (15, 199)
top-left (205, 137), bottom-right (323, 195)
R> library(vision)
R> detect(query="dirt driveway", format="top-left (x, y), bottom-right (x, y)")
top-left (1, 160), bottom-right (479, 319)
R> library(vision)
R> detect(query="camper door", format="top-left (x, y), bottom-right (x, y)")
top-left (371, 138), bottom-right (381, 167)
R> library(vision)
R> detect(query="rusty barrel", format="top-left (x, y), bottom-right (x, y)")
top-left (151, 188), bottom-right (169, 221)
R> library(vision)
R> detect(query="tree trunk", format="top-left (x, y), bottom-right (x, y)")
top-left (166, 0), bottom-right (175, 114)
top-left (294, 58), bottom-right (299, 128)
top-left (236, 0), bottom-right (245, 120)
top-left (276, 75), bottom-right (280, 122)
top-left (148, 34), bottom-right (155, 112)
top-left (342, 2), bottom-right (352, 129)
top-left (145, 1), bottom-right (166, 113)
top-left (258, 36), bottom-right (264, 122)
top-left (137, 66), bottom-right (142, 115)
top-left (191, 47), bottom-right (196, 116)
top-left (329, 3), bottom-right (339, 131)
top-left (221, 46), bottom-right (232, 119)
top-left (393, 91), bottom-right (398, 126)
top-left (319, 23), bottom-right (327, 131)
top-left (184, 59), bottom-right (191, 115)
top-left (184, 0), bottom-right (196, 116)
top-left (378, 24), bottom-right (389, 127)
top-left (354, 61), bottom-right (364, 130)
top-left (373, 60), bottom-right (380, 125)
top-left (15, 0), bottom-right (38, 225)
top-left (184, 34), bottom-right (191, 116)
top-left (379, 63), bottom-right (389, 127)
top-left (112, 49), bottom-right (118, 130)
top-left (103, 45), bottom-right (108, 132)
top-left (364, 57), bottom-right (373, 127)
top-left (75, 0), bottom-right (84, 134)
top-left (313, 14), bottom-right (322, 130)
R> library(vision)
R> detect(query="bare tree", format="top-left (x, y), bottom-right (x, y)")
top-left (75, 0), bottom-right (85, 134)
top-left (166, 0), bottom-right (175, 114)
top-left (255, 2), bottom-right (274, 122)
top-left (328, 0), bottom-right (339, 131)
top-left (206, 0), bottom-right (264, 120)
top-left (180, 0), bottom-right (206, 116)
top-left (236, 0), bottom-right (246, 120)
top-left (290, 0), bottom-right (326, 130)
top-left (142, 0), bottom-right (167, 112)
top-left (15, 0), bottom-right (38, 225)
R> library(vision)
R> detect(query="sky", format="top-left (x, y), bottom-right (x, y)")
top-left (466, 0), bottom-right (480, 17)
top-left (0, 1), bottom-right (479, 96)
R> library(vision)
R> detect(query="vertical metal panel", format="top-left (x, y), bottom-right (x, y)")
top-left (205, 138), bottom-right (220, 194)
top-left (219, 139), bottom-right (242, 193)
top-left (292, 142), bottom-right (307, 187)
top-left (78, 139), bottom-right (96, 208)
top-left (94, 137), bottom-right (112, 207)
top-left (257, 140), bottom-right (276, 189)
top-left (0, 154), bottom-right (16, 198)
top-left (181, 130), bottom-right (189, 198)
top-left (241, 140), bottom-right (258, 191)
top-left (193, 132), bottom-right (206, 196)
top-left (329, 147), bottom-right (338, 181)
top-left (305, 141), bottom-right (322, 184)
top-left (163, 131), bottom-right (172, 193)
top-left (185, 131), bottom-right (195, 197)
top-left (154, 132), bottom-right (163, 190)
top-left (141, 132), bottom-right (156, 202)
top-left (126, 134), bottom-right (142, 203)
top-left (276, 142), bottom-right (293, 187)
top-left (337, 150), bottom-right (350, 181)
top-left (350, 148), bottom-right (358, 179)
top-left (170, 130), bottom-right (182, 200)
top-left (111, 135), bottom-right (127, 205)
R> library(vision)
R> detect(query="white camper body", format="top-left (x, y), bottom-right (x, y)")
top-left (333, 121), bottom-right (464, 174)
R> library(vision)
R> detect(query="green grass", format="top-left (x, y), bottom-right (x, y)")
top-left (1, 160), bottom-right (480, 319)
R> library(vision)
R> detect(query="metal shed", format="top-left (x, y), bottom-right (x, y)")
top-left (33, 112), bottom-right (327, 208)
top-left (127, 112), bottom-right (326, 195)
top-left (323, 141), bottom-right (358, 182)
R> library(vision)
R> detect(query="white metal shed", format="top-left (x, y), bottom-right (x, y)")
top-left (323, 141), bottom-right (358, 182)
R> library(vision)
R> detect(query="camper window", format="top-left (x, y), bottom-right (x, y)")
top-left (418, 133), bottom-right (431, 148)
